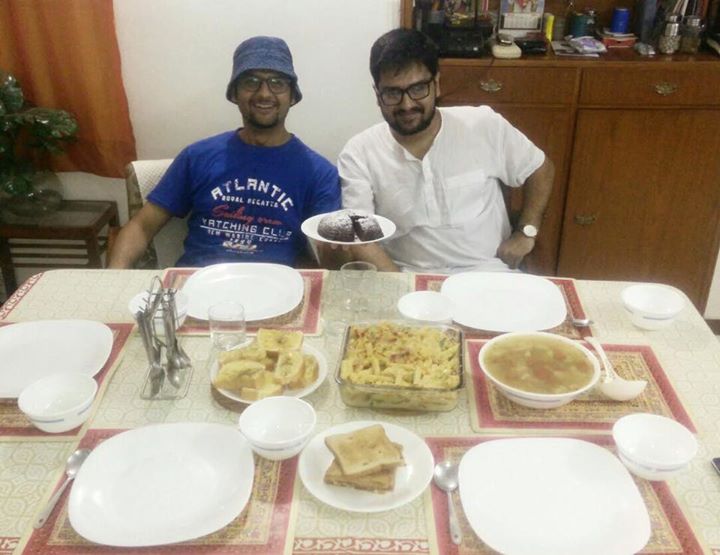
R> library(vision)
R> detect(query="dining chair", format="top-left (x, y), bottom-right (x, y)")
top-left (124, 159), bottom-right (186, 268)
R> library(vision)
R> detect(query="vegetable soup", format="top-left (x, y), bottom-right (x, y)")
top-left (483, 335), bottom-right (595, 394)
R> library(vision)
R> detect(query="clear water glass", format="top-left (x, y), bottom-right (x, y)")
top-left (208, 301), bottom-right (246, 351)
top-left (340, 261), bottom-right (377, 315)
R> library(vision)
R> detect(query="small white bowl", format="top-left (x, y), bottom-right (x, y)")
top-left (478, 332), bottom-right (601, 409)
top-left (128, 290), bottom-right (189, 333)
top-left (18, 373), bottom-right (98, 433)
top-left (621, 283), bottom-right (685, 330)
top-left (613, 413), bottom-right (697, 481)
top-left (397, 291), bottom-right (454, 323)
top-left (238, 396), bottom-right (316, 461)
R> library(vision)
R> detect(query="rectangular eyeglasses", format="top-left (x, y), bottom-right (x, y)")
top-left (377, 78), bottom-right (434, 106)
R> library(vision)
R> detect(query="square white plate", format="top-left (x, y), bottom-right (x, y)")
top-left (459, 438), bottom-right (650, 555)
top-left (0, 320), bottom-right (113, 398)
top-left (182, 262), bottom-right (304, 321)
top-left (69, 423), bottom-right (254, 547)
top-left (440, 272), bottom-right (567, 332)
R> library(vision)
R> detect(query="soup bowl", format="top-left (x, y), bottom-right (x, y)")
top-left (478, 332), bottom-right (601, 409)
top-left (238, 396), bottom-right (316, 461)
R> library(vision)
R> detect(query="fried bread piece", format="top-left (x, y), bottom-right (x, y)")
top-left (256, 329), bottom-right (303, 355)
top-left (213, 360), bottom-right (265, 391)
top-left (287, 354), bottom-right (319, 390)
top-left (274, 350), bottom-right (304, 385)
top-left (324, 424), bottom-right (404, 477)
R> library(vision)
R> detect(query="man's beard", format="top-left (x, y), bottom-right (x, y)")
top-left (246, 113), bottom-right (280, 129)
top-left (387, 106), bottom-right (435, 136)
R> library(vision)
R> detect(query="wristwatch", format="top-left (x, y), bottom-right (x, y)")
top-left (519, 223), bottom-right (538, 239)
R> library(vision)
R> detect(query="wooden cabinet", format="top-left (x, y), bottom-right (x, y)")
top-left (558, 67), bottom-right (720, 308)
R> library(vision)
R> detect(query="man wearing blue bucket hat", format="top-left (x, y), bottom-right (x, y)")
top-left (109, 36), bottom-right (340, 269)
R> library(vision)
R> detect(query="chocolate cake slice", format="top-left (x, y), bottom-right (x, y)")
top-left (318, 212), bottom-right (355, 242)
top-left (351, 214), bottom-right (384, 241)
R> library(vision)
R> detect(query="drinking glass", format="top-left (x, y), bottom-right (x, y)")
top-left (208, 301), bottom-right (246, 351)
top-left (340, 261), bottom-right (377, 315)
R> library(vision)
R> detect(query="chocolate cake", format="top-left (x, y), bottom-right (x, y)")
top-left (317, 212), bottom-right (355, 242)
top-left (317, 211), bottom-right (384, 242)
top-left (352, 214), bottom-right (384, 241)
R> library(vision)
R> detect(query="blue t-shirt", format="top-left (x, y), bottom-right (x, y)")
top-left (147, 131), bottom-right (340, 267)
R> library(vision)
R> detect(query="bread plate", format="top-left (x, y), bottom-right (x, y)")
top-left (298, 420), bottom-right (434, 512)
top-left (209, 343), bottom-right (328, 404)
top-left (301, 210), bottom-right (396, 245)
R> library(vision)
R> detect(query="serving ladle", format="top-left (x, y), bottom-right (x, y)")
top-left (433, 461), bottom-right (462, 545)
top-left (586, 336), bottom-right (647, 401)
top-left (34, 448), bottom-right (91, 528)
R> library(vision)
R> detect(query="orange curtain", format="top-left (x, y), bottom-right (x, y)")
top-left (0, 0), bottom-right (136, 177)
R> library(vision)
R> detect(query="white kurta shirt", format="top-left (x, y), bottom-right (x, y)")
top-left (338, 106), bottom-right (545, 274)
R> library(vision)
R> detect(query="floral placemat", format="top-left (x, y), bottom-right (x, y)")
top-left (0, 272), bottom-right (45, 321)
top-left (414, 274), bottom-right (591, 339)
top-left (425, 435), bottom-right (706, 555)
top-left (465, 340), bottom-right (696, 433)
top-left (0, 323), bottom-right (132, 439)
top-left (163, 268), bottom-right (325, 336)
top-left (293, 538), bottom-right (429, 554)
top-left (17, 427), bottom-right (298, 554)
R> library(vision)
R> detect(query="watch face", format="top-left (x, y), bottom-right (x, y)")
top-left (522, 224), bottom-right (538, 238)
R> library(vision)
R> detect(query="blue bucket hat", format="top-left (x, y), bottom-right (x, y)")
top-left (226, 36), bottom-right (302, 104)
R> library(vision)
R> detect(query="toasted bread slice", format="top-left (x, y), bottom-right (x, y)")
top-left (324, 424), bottom-right (404, 477)
top-left (213, 360), bottom-right (265, 391)
top-left (256, 329), bottom-right (304, 355)
top-left (274, 350), bottom-right (305, 385)
top-left (323, 459), bottom-right (396, 492)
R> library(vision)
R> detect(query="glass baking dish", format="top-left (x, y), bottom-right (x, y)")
top-left (335, 321), bottom-right (464, 412)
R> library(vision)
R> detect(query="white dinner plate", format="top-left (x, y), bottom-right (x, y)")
top-left (0, 320), bottom-right (113, 398)
top-left (440, 272), bottom-right (567, 332)
top-left (298, 420), bottom-right (434, 513)
top-left (210, 342), bottom-right (328, 404)
top-left (69, 422), bottom-right (254, 547)
top-left (459, 438), bottom-right (651, 555)
top-left (301, 210), bottom-right (396, 245)
top-left (182, 263), bottom-right (304, 321)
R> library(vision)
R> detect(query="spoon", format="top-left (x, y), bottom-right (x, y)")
top-left (433, 461), bottom-right (462, 545)
top-left (586, 336), bottom-right (647, 401)
top-left (34, 448), bottom-right (91, 528)
top-left (571, 317), bottom-right (593, 327)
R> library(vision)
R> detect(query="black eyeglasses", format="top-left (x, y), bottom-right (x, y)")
top-left (377, 78), bottom-right (434, 106)
top-left (236, 75), bottom-right (292, 94)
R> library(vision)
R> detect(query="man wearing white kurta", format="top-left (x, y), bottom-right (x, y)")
top-left (338, 29), bottom-right (553, 273)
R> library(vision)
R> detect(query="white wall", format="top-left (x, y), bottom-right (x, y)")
top-left (113, 0), bottom-right (401, 163)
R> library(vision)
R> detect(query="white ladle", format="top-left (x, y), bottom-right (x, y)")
top-left (586, 336), bottom-right (647, 401)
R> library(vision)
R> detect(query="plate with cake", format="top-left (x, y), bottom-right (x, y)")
top-left (298, 421), bottom-right (434, 512)
top-left (301, 209), bottom-right (396, 245)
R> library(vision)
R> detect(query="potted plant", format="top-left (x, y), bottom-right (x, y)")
top-left (0, 70), bottom-right (78, 216)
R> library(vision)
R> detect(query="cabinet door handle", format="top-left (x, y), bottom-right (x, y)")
top-left (574, 214), bottom-right (597, 225)
top-left (653, 82), bottom-right (678, 96)
top-left (479, 79), bottom-right (503, 93)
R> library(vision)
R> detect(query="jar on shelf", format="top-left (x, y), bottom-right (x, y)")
top-left (659, 21), bottom-right (681, 54)
top-left (680, 15), bottom-right (703, 54)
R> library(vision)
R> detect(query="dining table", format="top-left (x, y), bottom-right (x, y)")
top-left (0, 267), bottom-right (719, 555)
